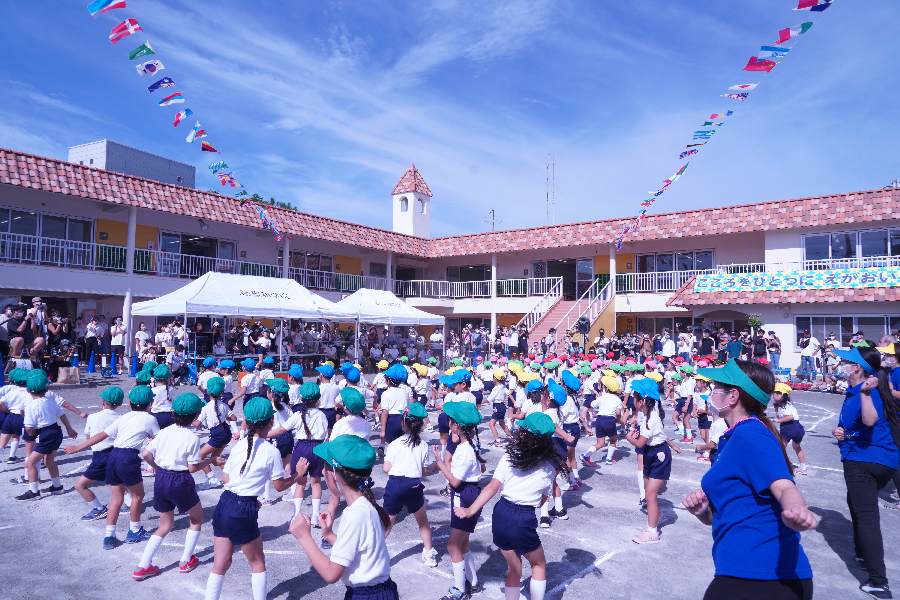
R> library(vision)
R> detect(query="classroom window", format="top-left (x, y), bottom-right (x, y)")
top-left (636, 249), bottom-right (714, 273)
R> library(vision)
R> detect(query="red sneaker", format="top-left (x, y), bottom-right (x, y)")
top-left (132, 565), bottom-right (160, 581)
top-left (180, 555), bottom-right (200, 573)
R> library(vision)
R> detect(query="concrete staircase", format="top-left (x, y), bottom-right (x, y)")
top-left (526, 300), bottom-right (577, 351)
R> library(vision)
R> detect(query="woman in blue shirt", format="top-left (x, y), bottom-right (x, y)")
top-left (682, 359), bottom-right (816, 600)
top-left (876, 341), bottom-right (900, 508)
top-left (831, 344), bottom-right (899, 600)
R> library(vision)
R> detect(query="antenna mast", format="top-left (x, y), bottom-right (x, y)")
top-left (545, 156), bottom-right (549, 226)
top-left (552, 155), bottom-right (555, 226)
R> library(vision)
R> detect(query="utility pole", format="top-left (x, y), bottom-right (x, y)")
top-left (483, 209), bottom-right (508, 231)
top-left (546, 156), bottom-right (550, 226)
top-left (552, 155), bottom-right (555, 226)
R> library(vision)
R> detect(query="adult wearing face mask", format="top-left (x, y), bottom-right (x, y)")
top-left (767, 332), bottom-right (782, 371)
top-left (831, 344), bottom-right (899, 599)
top-left (0, 304), bottom-right (12, 362)
top-left (877, 342), bottom-right (900, 510)
top-left (682, 359), bottom-right (816, 600)
top-left (699, 330), bottom-right (715, 357)
top-left (661, 330), bottom-right (676, 360)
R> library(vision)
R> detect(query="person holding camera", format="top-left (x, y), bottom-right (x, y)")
top-left (110, 316), bottom-right (127, 370)
top-left (8, 304), bottom-right (45, 360)
top-left (84, 316), bottom-right (101, 364)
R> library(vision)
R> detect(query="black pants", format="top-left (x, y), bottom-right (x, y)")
top-left (703, 576), bottom-right (812, 600)
top-left (84, 337), bottom-right (100, 362)
top-left (889, 424), bottom-right (900, 495)
top-left (843, 459), bottom-right (896, 587)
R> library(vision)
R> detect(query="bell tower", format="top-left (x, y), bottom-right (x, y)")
top-left (391, 162), bottom-right (432, 237)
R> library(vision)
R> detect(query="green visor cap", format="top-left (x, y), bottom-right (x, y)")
top-left (129, 385), bottom-right (154, 405)
top-left (206, 376), bottom-right (225, 397)
top-left (340, 387), bottom-right (366, 413)
top-left (266, 378), bottom-right (290, 394)
top-left (405, 403), bottom-right (428, 419)
top-left (142, 361), bottom-right (158, 373)
top-left (100, 386), bottom-right (125, 405)
top-left (696, 359), bottom-right (772, 407)
top-left (244, 395), bottom-right (274, 422)
top-left (314, 434), bottom-right (376, 470)
top-left (443, 401), bottom-right (481, 427)
top-left (515, 412), bottom-right (555, 437)
top-left (153, 364), bottom-right (172, 380)
top-left (173, 392), bottom-right (205, 415)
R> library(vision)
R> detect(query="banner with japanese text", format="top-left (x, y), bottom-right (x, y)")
top-left (694, 267), bottom-right (900, 292)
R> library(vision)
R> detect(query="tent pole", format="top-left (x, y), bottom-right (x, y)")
top-left (355, 316), bottom-right (360, 365)
top-left (442, 318), bottom-right (446, 370)
top-left (279, 318), bottom-right (284, 372)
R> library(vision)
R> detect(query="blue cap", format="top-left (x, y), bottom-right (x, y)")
top-left (345, 366), bottom-right (361, 383)
top-left (452, 369), bottom-right (472, 384)
top-left (340, 362), bottom-right (353, 373)
top-left (525, 379), bottom-right (545, 393)
top-left (263, 357), bottom-right (275, 365)
top-left (631, 378), bottom-right (661, 401)
top-left (288, 364), bottom-right (303, 379)
top-left (386, 364), bottom-right (407, 382)
top-left (832, 347), bottom-right (876, 375)
top-left (242, 358), bottom-right (256, 370)
top-left (219, 359), bottom-right (235, 369)
top-left (561, 369), bottom-right (581, 392)
top-left (203, 357), bottom-right (216, 368)
top-left (549, 382), bottom-right (567, 406)
top-left (439, 375), bottom-right (455, 387)
top-left (316, 363), bottom-right (335, 378)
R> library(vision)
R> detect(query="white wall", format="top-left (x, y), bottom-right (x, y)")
top-left (615, 293), bottom-right (689, 314)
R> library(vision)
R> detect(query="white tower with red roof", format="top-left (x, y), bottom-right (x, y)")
top-left (391, 162), bottom-right (432, 237)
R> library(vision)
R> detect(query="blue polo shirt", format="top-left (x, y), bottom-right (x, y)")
top-left (838, 383), bottom-right (899, 469)
top-left (701, 418), bottom-right (812, 581)
top-left (890, 368), bottom-right (900, 401)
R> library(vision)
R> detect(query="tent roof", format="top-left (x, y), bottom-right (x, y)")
top-left (336, 288), bottom-right (444, 326)
top-left (131, 272), bottom-right (357, 320)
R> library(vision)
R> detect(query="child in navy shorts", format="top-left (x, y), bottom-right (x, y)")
top-left (260, 378), bottom-right (296, 506)
top-left (626, 378), bottom-right (682, 544)
top-left (194, 376), bottom-right (236, 491)
top-left (0, 368), bottom-right (31, 464)
top-left (74, 386), bottom-right (125, 520)
top-left (206, 396), bottom-right (303, 600)
top-left (289, 435), bottom-right (398, 600)
top-left (65, 385), bottom-right (160, 549)
top-left (772, 383), bottom-right (808, 475)
top-left (15, 371), bottom-right (76, 501)
top-left (432, 401), bottom-right (487, 600)
top-left (454, 412), bottom-right (568, 600)
top-left (487, 370), bottom-right (511, 447)
top-left (133, 392), bottom-right (226, 581)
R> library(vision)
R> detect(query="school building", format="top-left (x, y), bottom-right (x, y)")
top-left (1, 145), bottom-right (899, 368)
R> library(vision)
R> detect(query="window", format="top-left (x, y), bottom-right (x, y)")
top-left (860, 230), bottom-right (888, 257)
top-left (803, 228), bottom-right (900, 266)
top-left (448, 265), bottom-right (488, 282)
top-left (675, 252), bottom-right (693, 271)
top-left (399, 197), bottom-right (408, 212)
top-left (89, 158), bottom-right (94, 165)
top-left (695, 250), bottom-right (713, 270)
top-left (370, 262), bottom-right (387, 278)
top-left (803, 235), bottom-right (829, 262)
top-left (636, 250), bottom-right (713, 273)
top-left (794, 315), bottom-right (895, 350)
top-left (418, 198), bottom-right (426, 214)
top-left (9, 210), bottom-right (38, 236)
top-left (176, 176), bottom-right (183, 184)
top-left (831, 233), bottom-right (855, 260)
top-left (637, 255), bottom-right (655, 273)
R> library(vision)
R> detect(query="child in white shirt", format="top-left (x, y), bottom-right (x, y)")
top-left (74, 386), bottom-right (125, 521)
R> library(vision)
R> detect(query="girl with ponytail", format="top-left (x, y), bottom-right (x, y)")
top-left (194, 376), bottom-right (237, 491)
top-left (290, 434), bottom-right (398, 600)
top-left (682, 359), bottom-right (816, 600)
top-left (205, 396), bottom-right (304, 600)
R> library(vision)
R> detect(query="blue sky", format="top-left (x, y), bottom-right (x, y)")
top-left (1, 0), bottom-right (897, 237)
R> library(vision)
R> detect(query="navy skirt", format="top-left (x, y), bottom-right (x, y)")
top-left (213, 489), bottom-right (260, 545)
top-left (344, 578), bottom-right (399, 600)
top-left (292, 439), bottom-right (324, 478)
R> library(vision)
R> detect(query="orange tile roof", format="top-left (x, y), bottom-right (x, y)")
top-left (391, 162), bottom-right (433, 197)
top-left (666, 275), bottom-right (900, 306)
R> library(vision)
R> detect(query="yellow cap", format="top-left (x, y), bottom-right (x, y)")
top-left (600, 375), bottom-right (620, 393)
top-left (353, 364), bottom-right (362, 370)
top-left (602, 369), bottom-right (615, 377)
top-left (647, 372), bottom-right (663, 382)
top-left (695, 374), bottom-right (711, 382)
top-left (445, 366), bottom-right (461, 376)
top-left (325, 360), bottom-right (334, 367)
top-left (414, 364), bottom-right (428, 377)
top-left (877, 343), bottom-right (897, 354)
top-left (492, 369), bottom-right (506, 381)
top-left (377, 360), bottom-right (389, 370)
top-left (773, 382), bottom-right (792, 395)
top-left (508, 363), bottom-right (523, 373)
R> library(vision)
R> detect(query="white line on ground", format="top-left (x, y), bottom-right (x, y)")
top-left (0, 525), bottom-right (16, 530)
top-left (546, 551), bottom-right (616, 597)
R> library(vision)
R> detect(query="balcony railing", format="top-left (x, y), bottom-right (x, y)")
top-left (393, 278), bottom-right (560, 299)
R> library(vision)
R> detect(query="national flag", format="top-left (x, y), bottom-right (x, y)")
top-left (147, 77), bottom-right (175, 93)
top-left (743, 57), bottom-right (776, 72)
top-left (776, 22), bottom-right (813, 44)
top-left (721, 93), bottom-right (749, 101)
top-left (693, 130), bottom-right (715, 140)
top-left (186, 122), bottom-right (207, 142)
top-left (710, 111), bottom-right (734, 119)
top-left (664, 162), bottom-right (689, 185)
top-left (758, 46), bottom-right (790, 60)
top-left (218, 172), bottom-right (241, 187)
top-left (729, 83), bottom-right (757, 91)
top-left (208, 161), bottom-right (229, 172)
top-left (109, 18), bottom-right (142, 44)
top-left (794, 0), bottom-right (833, 12)
top-left (128, 41), bottom-right (154, 61)
top-left (201, 142), bottom-right (219, 153)
top-left (679, 149), bottom-right (699, 160)
top-left (173, 109), bottom-right (193, 127)
top-left (701, 121), bottom-right (724, 126)
top-left (136, 60), bottom-right (165, 76)
top-left (87, 0), bottom-right (126, 18)
top-left (158, 92), bottom-right (185, 107)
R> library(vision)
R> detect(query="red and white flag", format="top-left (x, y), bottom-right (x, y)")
top-left (110, 18), bottom-right (142, 44)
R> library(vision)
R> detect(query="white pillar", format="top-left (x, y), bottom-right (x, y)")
top-left (282, 236), bottom-right (291, 279)
top-left (490, 253), bottom-right (498, 339)
top-left (386, 251), bottom-right (393, 293)
top-left (609, 243), bottom-right (617, 326)
top-left (122, 206), bottom-right (137, 369)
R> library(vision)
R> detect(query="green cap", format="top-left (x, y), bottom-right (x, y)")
top-left (399, 356), bottom-right (409, 363)
top-left (206, 376), bottom-right (225, 397)
top-left (515, 412), bottom-right (555, 437)
top-left (696, 359), bottom-right (772, 407)
top-left (426, 357), bottom-right (437, 364)
top-left (153, 364), bottom-right (172, 380)
top-left (7, 368), bottom-right (22, 383)
top-left (100, 386), bottom-right (125, 405)
top-left (142, 361), bottom-right (158, 373)
top-left (129, 385), bottom-right (154, 405)
top-left (314, 434), bottom-right (376, 470)
top-left (135, 371), bottom-right (152, 384)
top-left (579, 366), bottom-right (592, 376)
top-left (173, 392), bottom-right (205, 415)
top-left (26, 370), bottom-right (49, 393)
top-left (300, 382), bottom-right (321, 402)
top-left (678, 365), bottom-right (695, 374)
top-left (443, 401), bottom-right (482, 427)
top-left (266, 378), bottom-right (290, 394)
top-left (243, 395), bottom-right (275, 422)
top-left (340, 387), bottom-right (366, 413)
top-left (405, 403), bottom-right (428, 419)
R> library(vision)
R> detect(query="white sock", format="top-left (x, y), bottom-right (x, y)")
top-left (505, 586), bottom-right (520, 600)
top-left (637, 472), bottom-right (645, 499)
top-left (251, 571), bottom-right (268, 600)
top-left (312, 498), bottom-right (321, 523)
top-left (554, 496), bottom-right (563, 511)
top-left (568, 472), bottom-right (576, 484)
top-left (293, 498), bottom-right (303, 515)
top-left (28, 481), bottom-right (39, 493)
top-left (206, 470), bottom-right (214, 482)
top-left (138, 534), bottom-right (164, 569)
top-left (530, 579), bottom-right (547, 600)
top-left (51, 477), bottom-right (61, 487)
top-left (540, 503), bottom-right (549, 518)
top-left (800, 463), bottom-right (806, 469)
top-left (182, 529), bottom-right (201, 564)
top-left (452, 560), bottom-right (466, 591)
top-left (89, 497), bottom-right (104, 510)
top-left (124, 491), bottom-right (133, 508)
top-left (9, 439), bottom-right (19, 458)
top-left (607, 445), bottom-right (615, 460)
top-left (647, 525), bottom-right (658, 535)
top-left (106, 524), bottom-right (117, 538)
top-left (130, 521), bottom-right (142, 533)
top-left (463, 551), bottom-right (478, 586)
top-left (205, 573), bottom-right (225, 600)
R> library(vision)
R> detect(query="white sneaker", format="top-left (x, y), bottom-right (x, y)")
top-left (421, 547), bottom-right (438, 567)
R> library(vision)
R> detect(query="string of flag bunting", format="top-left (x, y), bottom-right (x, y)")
top-left (615, 0), bottom-right (836, 249)
top-left (85, 0), bottom-right (289, 242)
